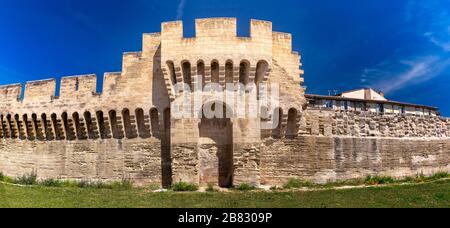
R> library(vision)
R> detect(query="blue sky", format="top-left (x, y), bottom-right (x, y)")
top-left (0, 0), bottom-right (449, 115)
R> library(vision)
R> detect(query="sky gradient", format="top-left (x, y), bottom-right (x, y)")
top-left (0, 0), bottom-right (449, 115)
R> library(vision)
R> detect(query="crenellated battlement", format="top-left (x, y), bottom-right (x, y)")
top-left (195, 18), bottom-right (238, 37)
top-left (157, 18), bottom-right (298, 63)
top-left (60, 74), bottom-right (97, 98)
top-left (273, 32), bottom-right (292, 51)
top-left (157, 18), bottom-right (304, 100)
top-left (23, 79), bottom-right (56, 102)
top-left (161, 18), bottom-right (275, 40)
top-left (0, 18), bottom-right (304, 109)
top-left (159, 18), bottom-right (289, 65)
top-left (0, 74), bottom-right (99, 105)
top-left (0, 83), bottom-right (22, 103)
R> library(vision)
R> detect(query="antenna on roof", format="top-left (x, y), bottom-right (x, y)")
top-left (328, 90), bottom-right (332, 96)
top-left (334, 90), bottom-right (338, 96)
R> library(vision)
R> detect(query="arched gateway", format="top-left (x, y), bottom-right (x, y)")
top-left (198, 102), bottom-right (234, 187)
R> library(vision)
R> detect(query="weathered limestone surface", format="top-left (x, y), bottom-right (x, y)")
top-left (233, 143), bottom-right (261, 186)
top-left (260, 137), bottom-right (450, 185)
top-left (0, 138), bottom-right (161, 186)
top-left (301, 110), bottom-right (450, 138)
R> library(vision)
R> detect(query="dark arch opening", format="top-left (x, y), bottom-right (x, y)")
top-left (182, 61), bottom-right (192, 90)
top-left (1, 114), bottom-right (7, 138)
top-left (14, 114), bottom-right (27, 140)
top-left (109, 110), bottom-right (123, 139)
top-left (122, 108), bottom-right (137, 139)
top-left (15, 114), bottom-right (25, 140)
top-left (199, 102), bottom-right (234, 188)
top-left (167, 61), bottom-right (177, 85)
top-left (31, 114), bottom-right (37, 132)
top-left (73, 112), bottom-right (86, 140)
top-left (6, 114), bottom-right (16, 139)
top-left (197, 61), bottom-right (206, 89)
top-left (84, 111), bottom-right (96, 139)
top-left (161, 108), bottom-right (172, 188)
top-left (51, 113), bottom-right (63, 140)
top-left (255, 60), bottom-right (268, 97)
top-left (23, 114), bottom-right (32, 140)
top-left (62, 112), bottom-right (75, 140)
top-left (150, 108), bottom-right (160, 139)
top-left (255, 60), bottom-right (268, 85)
top-left (42, 113), bottom-right (53, 140)
top-left (272, 108), bottom-right (283, 139)
top-left (239, 61), bottom-right (250, 86)
top-left (211, 61), bottom-right (220, 84)
top-left (32, 113), bottom-right (44, 141)
top-left (135, 108), bottom-right (150, 138)
top-left (286, 108), bottom-right (298, 139)
top-left (96, 111), bottom-right (108, 139)
top-left (3, 114), bottom-right (10, 138)
top-left (225, 61), bottom-right (234, 84)
top-left (0, 114), bottom-right (4, 138)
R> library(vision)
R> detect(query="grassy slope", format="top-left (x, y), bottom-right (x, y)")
top-left (0, 180), bottom-right (449, 208)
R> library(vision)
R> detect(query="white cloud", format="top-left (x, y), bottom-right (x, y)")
top-left (414, 1), bottom-right (450, 52)
top-left (176, 0), bottom-right (186, 20)
top-left (362, 56), bottom-right (450, 94)
top-left (404, 1), bottom-right (450, 52)
top-left (359, 1), bottom-right (450, 95)
top-left (425, 31), bottom-right (450, 52)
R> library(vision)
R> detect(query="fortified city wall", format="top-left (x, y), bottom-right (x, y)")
top-left (0, 18), bottom-right (448, 187)
top-left (260, 110), bottom-right (450, 185)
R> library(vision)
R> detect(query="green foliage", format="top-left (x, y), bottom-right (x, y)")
top-left (76, 180), bottom-right (92, 188)
top-left (409, 173), bottom-right (427, 183)
top-left (321, 179), bottom-right (366, 189)
top-left (40, 178), bottom-right (133, 190)
top-left (60, 180), bottom-right (80, 188)
top-left (40, 179), bottom-right (64, 187)
top-left (282, 172), bottom-right (449, 190)
top-left (2, 176), bottom-right (14, 184)
top-left (403, 172), bottom-right (449, 184)
top-left (428, 172), bottom-right (449, 181)
top-left (171, 182), bottom-right (199, 192)
top-left (283, 179), bottom-right (315, 189)
top-left (1, 179), bottom-right (450, 208)
top-left (270, 186), bottom-right (282, 191)
top-left (234, 183), bottom-right (257, 191)
top-left (402, 176), bottom-right (415, 183)
top-left (14, 171), bottom-right (38, 185)
top-left (110, 178), bottom-right (134, 190)
top-left (365, 176), bottom-right (395, 185)
top-left (77, 180), bottom-right (110, 189)
top-left (1, 169), bottom-right (448, 195)
top-left (148, 183), bottom-right (161, 191)
top-left (206, 183), bottom-right (217, 192)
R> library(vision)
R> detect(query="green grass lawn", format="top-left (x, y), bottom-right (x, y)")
top-left (1, 180), bottom-right (449, 208)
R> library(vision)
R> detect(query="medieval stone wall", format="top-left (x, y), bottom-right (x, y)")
top-left (260, 109), bottom-right (450, 185)
top-left (0, 21), bottom-right (169, 186)
top-left (0, 138), bottom-right (162, 186)
top-left (0, 18), bottom-right (448, 188)
top-left (300, 109), bottom-right (450, 138)
top-left (260, 137), bottom-right (450, 185)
